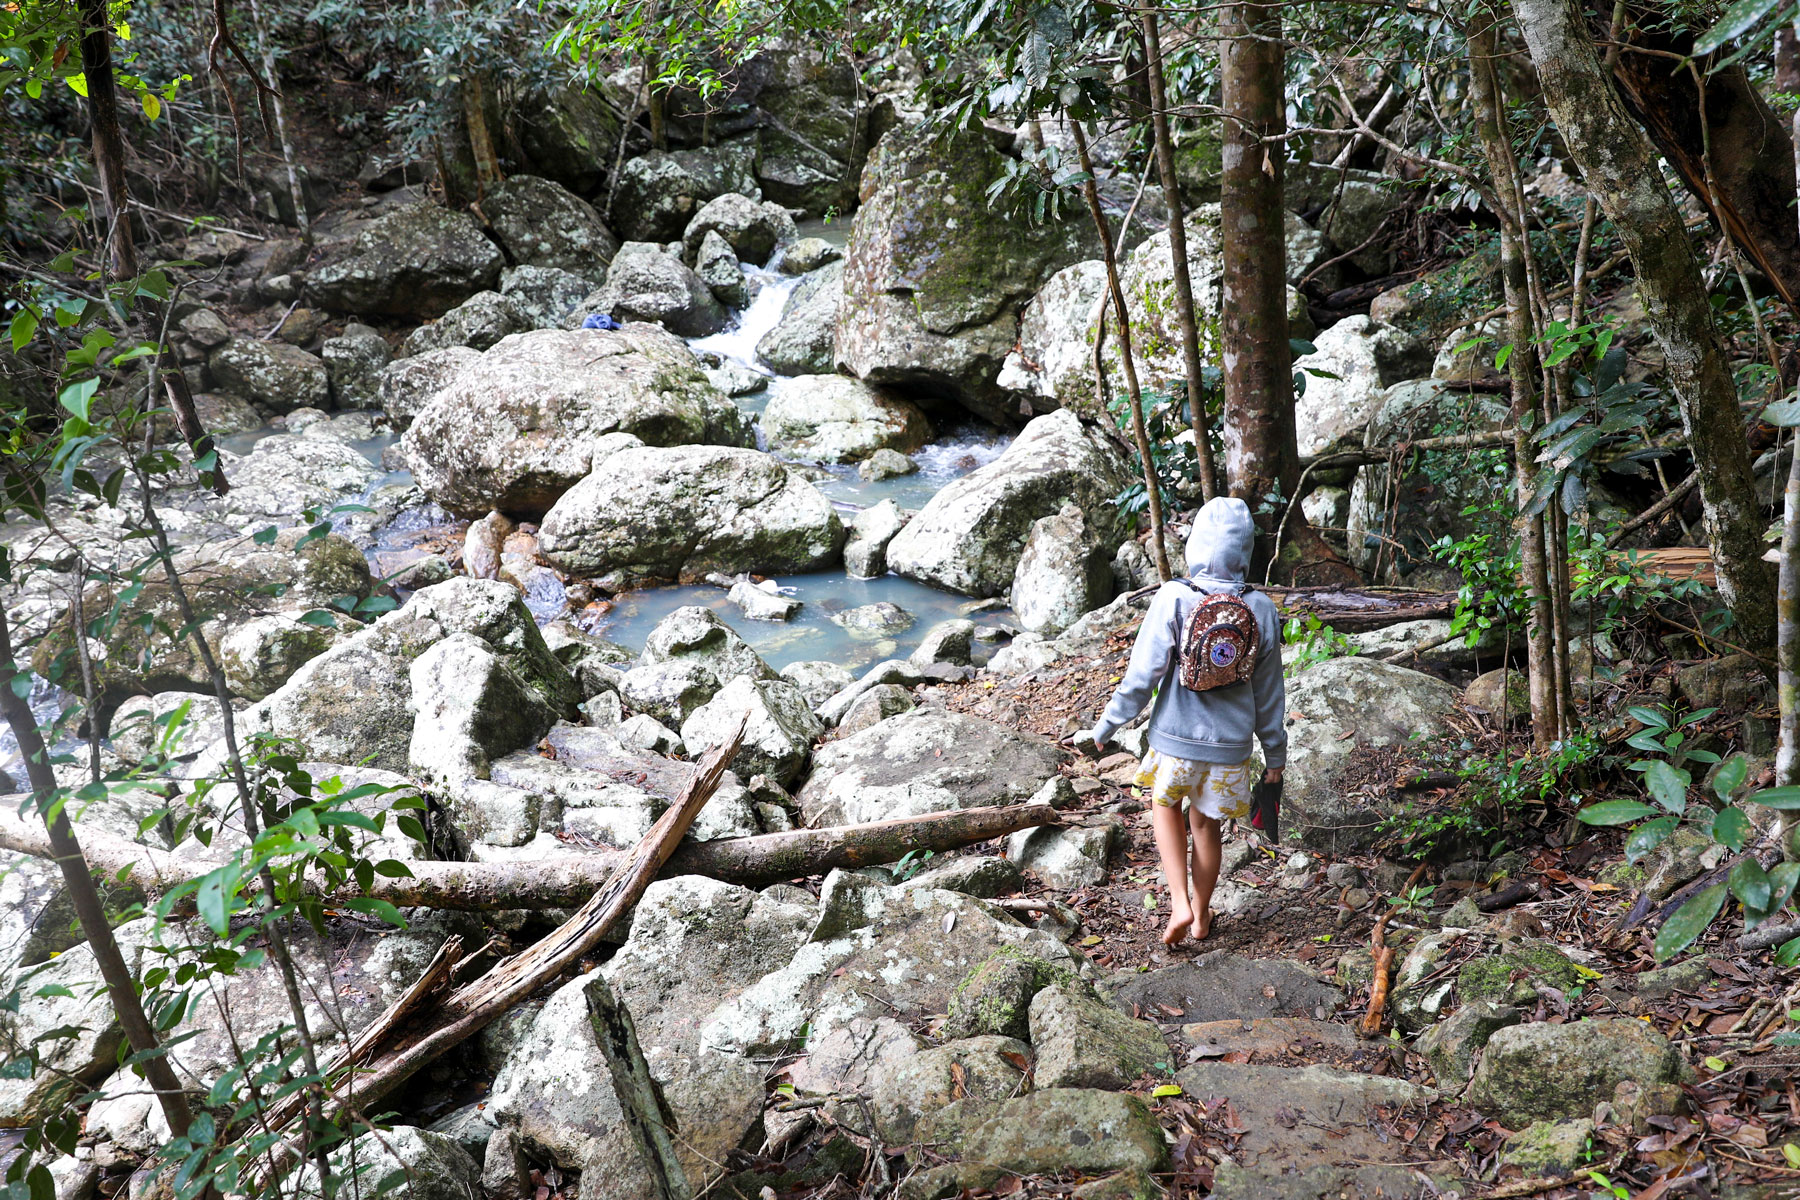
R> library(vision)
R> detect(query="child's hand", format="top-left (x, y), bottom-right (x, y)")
top-left (1262, 767), bottom-right (1284, 785)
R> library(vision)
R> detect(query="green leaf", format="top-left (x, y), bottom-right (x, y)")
top-left (141, 92), bottom-right (161, 120)
top-left (1776, 936), bottom-right (1800, 968)
top-left (1764, 396), bottom-right (1800, 427)
top-left (296, 610), bottom-right (338, 629)
top-left (1577, 799), bottom-right (1659, 826)
top-left (58, 378), bottom-right (98, 422)
top-left (1729, 857), bottom-right (1772, 912)
top-left (1693, 0), bottom-right (1785, 55)
top-left (1763, 862), bottom-right (1800, 916)
top-left (1654, 884), bottom-right (1726, 962)
top-left (1625, 731), bottom-right (1668, 755)
top-left (1151, 1082), bottom-right (1183, 1098)
top-left (9, 309), bottom-right (39, 353)
top-left (1643, 760), bottom-right (1690, 814)
top-left (373, 859), bottom-right (414, 878)
top-left (1711, 806), bottom-right (1752, 852)
top-left (1626, 815), bottom-right (1679, 863)
top-left (1706, 755), bottom-right (1749, 802)
top-left (1749, 786), bottom-right (1800, 810)
top-left (1627, 706), bottom-right (1670, 730)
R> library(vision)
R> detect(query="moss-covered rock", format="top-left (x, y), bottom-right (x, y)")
top-left (308, 201), bottom-right (504, 319)
top-left (958, 1089), bottom-right (1171, 1176)
top-left (1028, 983), bottom-right (1169, 1090)
top-left (943, 946), bottom-right (1075, 1040)
top-left (1415, 1001), bottom-right (1521, 1091)
top-left (836, 124), bottom-right (1101, 424)
top-left (1467, 1018), bottom-right (1688, 1126)
top-left (1457, 939), bottom-right (1584, 1007)
top-left (1499, 1119), bottom-right (1598, 1176)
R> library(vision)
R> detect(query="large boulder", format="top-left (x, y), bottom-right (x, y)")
top-left (703, 876), bottom-right (1079, 1056)
top-left (572, 242), bottom-right (730, 337)
top-left (400, 325), bottom-right (750, 518)
top-left (485, 971), bottom-right (687, 1197)
top-left (681, 192), bottom-right (796, 266)
top-left (399, 290), bottom-right (530, 357)
top-left (483, 174), bottom-right (619, 273)
top-left (409, 632), bottom-right (561, 785)
top-left (640, 606), bottom-right (777, 681)
top-left (215, 435), bottom-right (384, 527)
top-left (760, 374), bottom-right (932, 462)
top-left (885, 410), bottom-right (1132, 596)
top-left (308, 202), bottom-right (504, 319)
top-left (1467, 1019), bottom-right (1687, 1127)
top-left (376, 344), bottom-right (482, 429)
top-left (602, 876), bottom-right (815, 1188)
top-left (237, 578), bottom-right (580, 772)
top-left (320, 323), bottom-right (391, 410)
top-left (681, 675), bottom-right (824, 785)
top-left (996, 260), bottom-right (1106, 412)
top-left (537, 445), bottom-right (845, 588)
top-left (612, 140), bottom-right (760, 243)
top-left (1290, 316), bottom-right (1431, 457)
top-left (836, 125), bottom-right (1101, 424)
top-left (207, 337), bottom-right (330, 413)
top-left (514, 82), bottom-right (627, 194)
top-left (752, 43), bottom-right (874, 214)
top-left (294, 1126), bottom-right (481, 1200)
top-left (798, 706), bottom-right (1064, 826)
top-left (499, 265), bottom-right (600, 329)
top-left (1011, 503), bottom-right (1115, 634)
top-left (1345, 380), bottom-right (1510, 578)
top-left (1283, 658), bottom-right (1460, 853)
top-left (755, 261), bottom-right (844, 375)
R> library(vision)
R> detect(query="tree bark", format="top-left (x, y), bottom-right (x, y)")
top-left (0, 611), bottom-right (193, 1141)
top-left (76, 0), bottom-right (225, 494)
top-left (247, 0), bottom-right (308, 246)
top-left (1601, 1), bottom-right (1800, 311)
top-left (0, 801), bottom-right (1065, 911)
top-left (1516, 0), bottom-right (1778, 661)
top-left (463, 72), bottom-right (504, 191)
top-left (1073, 120), bottom-right (1171, 583)
top-left (1469, 10), bottom-right (1559, 750)
top-left (1219, 0), bottom-right (1294, 535)
top-left (1142, 4), bottom-right (1219, 502)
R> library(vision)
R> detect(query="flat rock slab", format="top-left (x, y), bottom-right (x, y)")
top-left (1180, 1017), bottom-right (1361, 1061)
top-left (1175, 1062), bottom-right (1437, 1173)
top-left (1210, 1162), bottom-right (1466, 1200)
top-left (1108, 953), bottom-right (1343, 1024)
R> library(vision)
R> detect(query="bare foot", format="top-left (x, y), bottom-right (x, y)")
top-left (1190, 910), bottom-right (1214, 942)
top-left (1162, 910), bottom-right (1194, 945)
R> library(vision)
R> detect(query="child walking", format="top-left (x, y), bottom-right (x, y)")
top-left (1076, 497), bottom-right (1287, 945)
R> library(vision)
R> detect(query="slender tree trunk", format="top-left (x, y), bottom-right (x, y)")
top-left (1072, 121), bottom-right (1171, 583)
top-left (1516, 0), bottom-right (1777, 661)
top-left (0, 611), bottom-right (193, 1141)
top-left (463, 72), bottom-right (503, 191)
top-left (247, 0), bottom-right (308, 246)
top-left (1142, 5), bottom-right (1219, 502)
top-left (1469, 10), bottom-right (1560, 750)
top-left (1776, 21), bottom-right (1800, 860)
top-left (75, 0), bottom-right (225, 494)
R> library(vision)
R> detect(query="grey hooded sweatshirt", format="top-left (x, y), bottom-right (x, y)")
top-left (1093, 497), bottom-right (1287, 768)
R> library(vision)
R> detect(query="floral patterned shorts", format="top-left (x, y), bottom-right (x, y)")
top-left (1133, 750), bottom-right (1253, 821)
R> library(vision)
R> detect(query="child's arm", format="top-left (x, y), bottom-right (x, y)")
top-left (1088, 585), bottom-right (1181, 746)
top-left (1251, 604), bottom-right (1287, 773)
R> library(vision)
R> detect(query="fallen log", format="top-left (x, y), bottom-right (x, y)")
top-left (1261, 584), bottom-right (1457, 633)
top-left (0, 795), bottom-right (1064, 911)
top-left (253, 720), bottom-right (748, 1188)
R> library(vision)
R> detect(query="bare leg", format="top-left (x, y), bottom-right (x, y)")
top-left (1151, 801), bottom-right (1193, 945)
top-left (1187, 811), bottom-right (1222, 941)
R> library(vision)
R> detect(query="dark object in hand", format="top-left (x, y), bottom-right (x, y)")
top-left (1250, 779), bottom-right (1282, 843)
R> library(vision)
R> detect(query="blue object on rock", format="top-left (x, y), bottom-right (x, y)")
top-left (582, 312), bottom-right (622, 331)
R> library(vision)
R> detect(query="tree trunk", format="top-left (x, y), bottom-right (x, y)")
top-left (248, 0), bottom-right (308, 246)
top-left (1516, 0), bottom-right (1778, 661)
top-left (1142, 5), bottom-right (1219, 502)
top-left (0, 800), bottom-right (1066, 911)
top-left (0, 611), bottom-right (193, 1141)
top-left (463, 72), bottom-right (504, 191)
top-left (1072, 121), bottom-right (1172, 583)
top-left (76, 0), bottom-right (225, 494)
top-left (1219, 0), bottom-right (1293, 532)
top-left (1469, 10), bottom-right (1560, 750)
top-left (1601, 1), bottom-right (1800, 311)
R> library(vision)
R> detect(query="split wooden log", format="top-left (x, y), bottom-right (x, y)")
top-left (252, 721), bottom-right (747, 1189)
top-left (1359, 862), bottom-right (1427, 1038)
top-left (0, 797), bottom-right (1064, 911)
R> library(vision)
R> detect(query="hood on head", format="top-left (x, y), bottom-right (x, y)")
top-left (1185, 496), bottom-right (1254, 582)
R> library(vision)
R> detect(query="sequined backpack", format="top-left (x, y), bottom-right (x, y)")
top-left (1175, 581), bottom-right (1260, 692)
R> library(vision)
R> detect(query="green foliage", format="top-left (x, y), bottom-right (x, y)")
top-left (1384, 729), bottom-right (1605, 857)
top-left (1111, 383), bottom-right (1207, 516)
top-left (1282, 614), bottom-right (1354, 671)
top-left (1431, 497), bottom-right (1525, 649)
